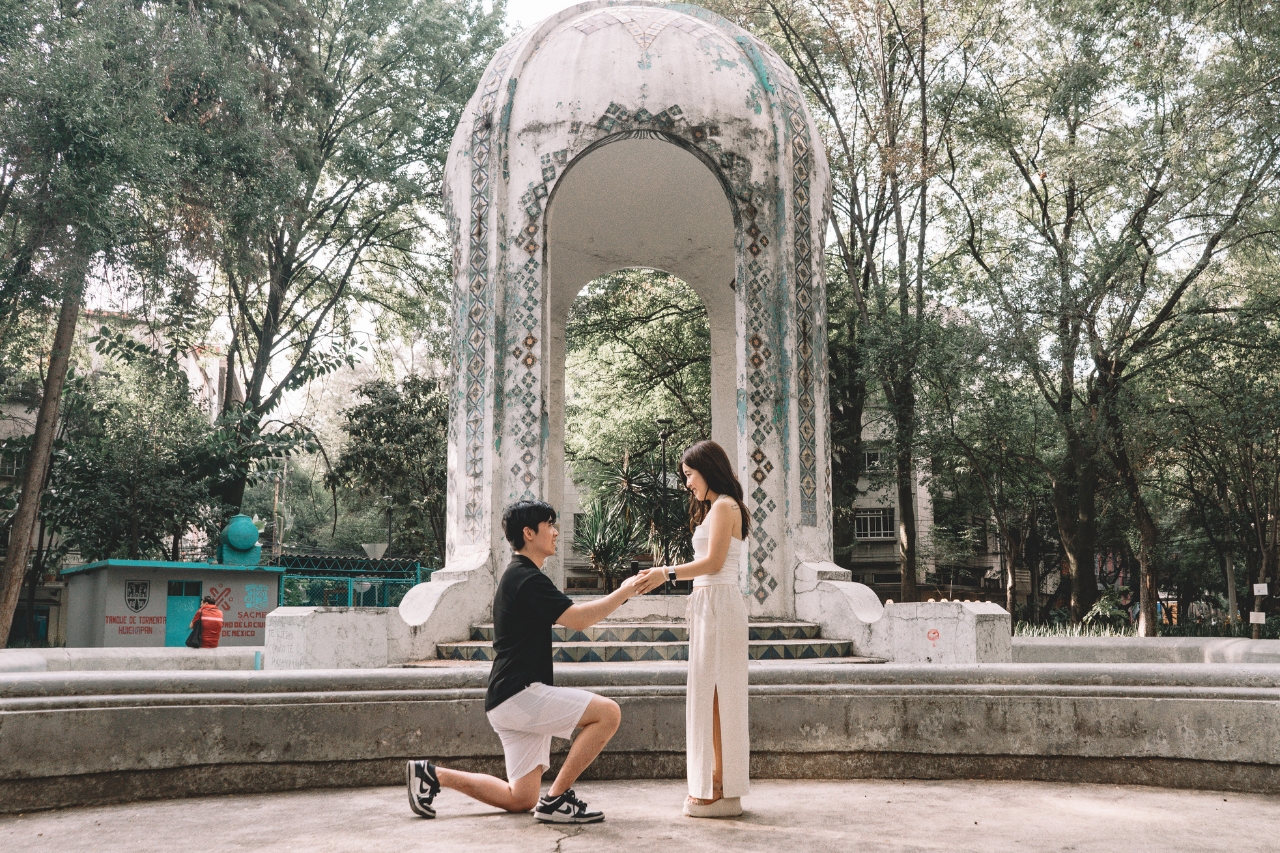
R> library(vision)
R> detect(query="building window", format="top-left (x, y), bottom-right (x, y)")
top-left (970, 516), bottom-right (989, 554)
top-left (168, 580), bottom-right (202, 597)
top-left (0, 450), bottom-right (23, 479)
top-left (862, 450), bottom-right (885, 472)
top-left (854, 508), bottom-right (895, 539)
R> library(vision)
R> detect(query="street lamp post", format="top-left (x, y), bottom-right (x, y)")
top-left (656, 418), bottom-right (674, 568)
top-left (382, 495), bottom-right (393, 558)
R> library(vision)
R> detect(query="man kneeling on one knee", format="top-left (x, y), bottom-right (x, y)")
top-left (407, 500), bottom-right (643, 823)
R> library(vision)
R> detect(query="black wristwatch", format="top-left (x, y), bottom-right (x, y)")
top-left (667, 568), bottom-right (678, 583)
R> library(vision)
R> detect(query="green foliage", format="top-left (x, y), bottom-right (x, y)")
top-left (200, 0), bottom-right (505, 509)
top-left (565, 269), bottom-right (710, 479)
top-left (563, 269), bottom-right (708, 567)
top-left (572, 498), bottom-right (646, 588)
top-left (41, 360), bottom-right (221, 561)
top-left (1014, 621), bottom-right (1134, 638)
top-left (594, 454), bottom-right (694, 566)
top-left (326, 376), bottom-right (450, 561)
top-left (1083, 588), bottom-right (1130, 631)
top-left (1160, 618), bottom-right (1280, 641)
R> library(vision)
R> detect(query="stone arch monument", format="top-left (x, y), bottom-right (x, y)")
top-left (266, 2), bottom-right (1010, 669)
top-left (436, 0), bottom-right (833, 623)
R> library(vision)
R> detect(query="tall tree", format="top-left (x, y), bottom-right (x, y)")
top-left (923, 315), bottom-right (1054, 621)
top-left (720, 0), bottom-right (956, 601)
top-left (204, 0), bottom-right (504, 510)
top-left (944, 0), bottom-right (1280, 628)
top-left (0, 0), bottom-right (212, 642)
top-left (43, 357), bottom-right (222, 562)
top-left (328, 376), bottom-right (450, 562)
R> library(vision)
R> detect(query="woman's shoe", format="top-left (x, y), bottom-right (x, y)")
top-left (683, 796), bottom-right (742, 818)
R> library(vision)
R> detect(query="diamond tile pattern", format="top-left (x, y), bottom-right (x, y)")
top-left (765, 54), bottom-right (821, 527)
top-left (440, 620), bottom-right (862, 662)
top-left (506, 257), bottom-right (543, 500)
top-left (460, 39), bottom-right (521, 539)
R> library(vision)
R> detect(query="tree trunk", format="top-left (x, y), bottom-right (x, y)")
top-left (894, 385), bottom-right (919, 603)
top-left (1003, 526), bottom-right (1026, 628)
top-left (1052, 440), bottom-right (1099, 622)
top-left (1224, 551), bottom-right (1237, 629)
top-left (0, 275), bottom-right (84, 645)
top-left (1114, 468), bottom-right (1160, 635)
top-left (26, 517), bottom-right (46, 642)
top-left (1026, 504), bottom-right (1041, 625)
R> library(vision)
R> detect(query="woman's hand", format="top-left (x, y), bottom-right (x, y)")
top-left (633, 567), bottom-right (668, 595)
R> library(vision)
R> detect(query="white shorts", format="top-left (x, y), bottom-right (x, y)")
top-left (486, 683), bottom-right (596, 782)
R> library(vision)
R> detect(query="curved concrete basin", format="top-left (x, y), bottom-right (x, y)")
top-left (3, 661), bottom-right (1279, 812)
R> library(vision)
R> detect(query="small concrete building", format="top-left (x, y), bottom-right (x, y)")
top-left (62, 560), bottom-right (282, 648)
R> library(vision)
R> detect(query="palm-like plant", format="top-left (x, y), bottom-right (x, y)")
top-left (573, 498), bottom-right (645, 590)
top-left (598, 452), bottom-right (653, 528)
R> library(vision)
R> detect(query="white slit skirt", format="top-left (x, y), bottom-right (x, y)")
top-left (685, 583), bottom-right (750, 799)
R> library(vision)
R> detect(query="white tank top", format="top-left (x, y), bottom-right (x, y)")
top-left (690, 499), bottom-right (745, 587)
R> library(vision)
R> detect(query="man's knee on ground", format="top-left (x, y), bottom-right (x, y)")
top-left (506, 793), bottom-right (540, 813)
top-left (507, 770), bottom-right (543, 812)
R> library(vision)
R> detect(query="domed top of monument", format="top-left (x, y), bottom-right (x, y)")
top-left (445, 1), bottom-right (826, 211)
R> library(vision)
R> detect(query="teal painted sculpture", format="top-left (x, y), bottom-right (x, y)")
top-left (217, 514), bottom-right (262, 566)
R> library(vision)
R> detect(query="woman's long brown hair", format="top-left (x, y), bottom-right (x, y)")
top-left (680, 440), bottom-right (750, 537)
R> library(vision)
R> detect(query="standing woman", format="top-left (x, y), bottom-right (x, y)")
top-left (637, 440), bottom-right (750, 817)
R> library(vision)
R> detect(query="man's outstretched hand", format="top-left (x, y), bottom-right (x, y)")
top-left (632, 568), bottom-right (667, 595)
top-left (618, 573), bottom-right (645, 597)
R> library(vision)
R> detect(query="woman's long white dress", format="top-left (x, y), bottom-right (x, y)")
top-left (685, 510), bottom-right (750, 800)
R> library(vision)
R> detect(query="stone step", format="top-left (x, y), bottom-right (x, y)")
top-left (468, 621), bottom-right (823, 643)
top-left (438, 638), bottom-right (858, 663)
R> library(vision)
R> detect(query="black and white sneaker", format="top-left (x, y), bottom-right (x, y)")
top-left (534, 788), bottom-right (605, 823)
top-left (406, 760), bottom-right (441, 818)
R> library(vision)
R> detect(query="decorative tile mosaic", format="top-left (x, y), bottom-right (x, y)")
top-left (504, 254), bottom-right (543, 501)
top-left (440, 619), bottom-right (847, 662)
top-left (764, 53), bottom-right (821, 527)
top-left (461, 38), bottom-right (522, 541)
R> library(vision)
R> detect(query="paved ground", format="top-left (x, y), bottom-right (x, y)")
top-left (3, 779), bottom-right (1277, 852)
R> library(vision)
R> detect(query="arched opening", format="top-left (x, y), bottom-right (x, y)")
top-left (542, 135), bottom-right (737, 589)
top-left (560, 268), bottom-right (710, 591)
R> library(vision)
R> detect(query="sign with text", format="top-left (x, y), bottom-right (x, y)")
top-left (1250, 611), bottom-right (1267, 625)
top-left (1254, 583), bottom-right (1269, 597)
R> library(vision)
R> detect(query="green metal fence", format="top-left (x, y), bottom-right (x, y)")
top-left (273, 556), bottom-right (432, 609)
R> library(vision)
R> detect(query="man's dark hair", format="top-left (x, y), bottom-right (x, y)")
top-left (503, 500), bottom-right (557, 550)
top-left (202, 595), bottom-right (215, 605)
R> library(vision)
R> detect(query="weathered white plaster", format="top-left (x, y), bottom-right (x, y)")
top-left (263, 608), bottom-right (406, 670)
top-left (395, 549), bottom-right (497, 661)
top-left (795, 561), bottom-right (1012, 663)
top-left (886, 601), bottom-right (1012, 664)
top-left (440, 1), bottom-right (833, 622)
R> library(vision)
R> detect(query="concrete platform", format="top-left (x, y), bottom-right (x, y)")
top-left (6, 661), bottom-right (1280, 813)
top-left (2, 779), bottom-right (1277, 852)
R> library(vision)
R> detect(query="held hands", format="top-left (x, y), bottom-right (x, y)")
top-left (618, 573), bottom-right (644, 597)
top-left (632, 567), bottom-right (669, 595)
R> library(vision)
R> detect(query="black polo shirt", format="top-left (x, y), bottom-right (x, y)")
top-left (484, 554), bottom-right (574, 712)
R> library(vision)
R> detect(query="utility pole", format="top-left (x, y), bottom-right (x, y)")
top-left (656, 418), bottom-right (674, 568)
top-left (383, 495), bottom-right (394, 559)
